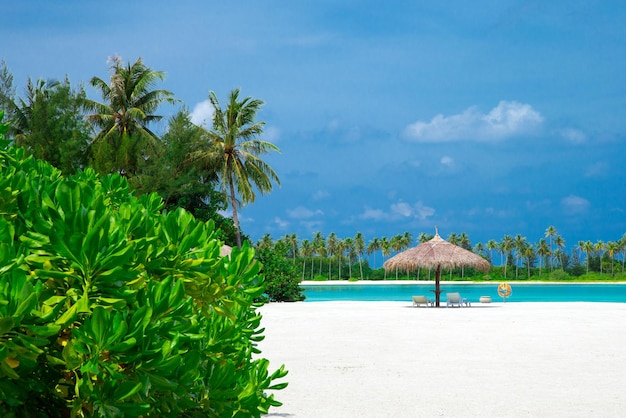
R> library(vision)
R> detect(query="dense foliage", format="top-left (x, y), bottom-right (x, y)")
top-left (0, 125), bottom-right (287, 416)
top-left (0, 59), bottom-right (278, 250)
top-left (268, 230), bottom-right (626, 282)
top-left (255, 240), bottom-right (304, 302)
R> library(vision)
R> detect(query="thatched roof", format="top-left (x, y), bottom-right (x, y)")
top-left (383, 232), bottom-right (490, 273)
top-left (220, 245), bottom-right (232, 257)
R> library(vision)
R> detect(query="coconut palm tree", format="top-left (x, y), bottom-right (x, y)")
top-left (619, 233), bottom-right (626, 274)
top-left (336, 239), bottom-right (345, 279)
top-left (418, 232), bottom-right (432, 243)
top-left (300, 239), bottom-right (312, 280)
top-left (514, 234), bottom-right (527, 278)
top-left (523, 244), bottom-right (535, 278)
top-left (327, 232), bottom-right (337, 280)
top-left (487, 239), bottom-right (497, 265)
top-left (545, 225), bottom-right (557, 270)
top-left (606, 241), bottom-right (619, 276)
top-left (500, 235), bottom-right (514, 279)
top-left (536, 239), bottom-right (550, 275)
top-left (354, 232), bottom-right (365, 280)
top-left (191, 88), bottom-right (280, 247)
top-left (367, 237), bottom-right (381, 269)
top-left (284, 233), bottom-right (298, 262)
top-left (595, 240), bottom-right (605, 275)
top-left (582, 240), bottom-right (594, 274)
top-left (381, 238), bottom-right (391, 279)
top-left (554, 235), bottom-right (566, 269)
top-left (312, 232), bottom-right (326, 276)
top-left (86, 56), bottom-right (177, 176)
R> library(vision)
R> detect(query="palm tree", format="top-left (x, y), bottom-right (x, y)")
top-left (536, 239), bottom-right (550, 275)
top-left (582, 240), bottom-right (594, 274)
top-left (327, 232), bottom-right (337, 280)
top-left (500, 235), bottom-right (514, 279)
top-left (300, 239), bottom-right (312, 280)
top-left (390, 235), bottom-right (404, 279)
top-left (354, 232), bottom-right (365, 280)
top-left (619, 233), bottom-right (626, 274)
top-left (606, 241), bottom-right (619, 276)
top-left (336, 239), bottom-right (345, 280)
top-left (514, 234), bottom-right (526, 278)
top-left (545, 226), bottom-right (557, 271)
top-left (86, 56), bottom-right (176, 176)
top-left (285, 233), bottom-right (298, 262)
top-left (595, 241), bottom-right (605, 275)
top-left (381, 238), bottom-right (391, 280)
top-left (459, 232), bottom-right (471, 250)
top-left (418, 232), bottom-right (432, 243)
top-left (523, 244), bottom-right (535, 278)
top-left (487, 240), bottom-right (497, 265)
top-left (554, 235), bottom-right (566, 269)
top-left (192, 88), bottom-right (280, 247)
top-left (343, 238), bottom-right (354, 280)
top-left (312, 232), bottom-right (325, 276)
top-left (257, 234), bottom-right (274, 250)
top-left (367, 238), bottom-right (381, 269)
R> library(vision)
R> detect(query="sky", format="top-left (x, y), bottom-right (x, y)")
top-left (3, 1), bottom-right (626, 253)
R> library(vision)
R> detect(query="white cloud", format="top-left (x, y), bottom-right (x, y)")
top-left (403, 100), bottom-right (543, 142)
top-left (264, 125), bottom-right (281, 143)
top-left (440, 156), bottom-right (454, 167)
top-left (361, 200), bottom-right (435, 222)
top-left (559, 128), bottom-right (587, 144)
top-left (561, 195), bottom-right (590, 215)
top-left (286, 206), bottom-right (324, 219)
top-left (584, 162), bottom-right (609, 178)
top-left (361, 207), bottom-right (386, 220)
top-left (313, 189), bottom-right (330, 200)
top-left (273, 217), bottom-right (289, 229)
top-left (190, 100), bottom-right (214, 127)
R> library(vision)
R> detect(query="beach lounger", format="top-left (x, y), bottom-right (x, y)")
top-left (446, 292), bottom-right (469, 308)
top-left (412, 295), bottom-right (433, 307)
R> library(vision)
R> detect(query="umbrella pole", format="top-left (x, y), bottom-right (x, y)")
top-left (435, 266), bottom-right (441, 307)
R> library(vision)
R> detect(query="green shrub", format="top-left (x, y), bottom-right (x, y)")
top-left (256, 241), bottom-right (304, 302)
top-left (549, 269), bottom-right (569, 281)
top-left (0, 134), bottom-right (287, 417)
top-left (312, 275), bottom-right (328, 281)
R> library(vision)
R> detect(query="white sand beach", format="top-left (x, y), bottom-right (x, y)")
top-left (258, 301), bottom-right (626, 418)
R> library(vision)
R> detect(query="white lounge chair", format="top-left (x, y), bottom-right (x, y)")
top-left (412, 295), bottom-right (434, 307)
top-left (446, 292), bottom-right (470, 308)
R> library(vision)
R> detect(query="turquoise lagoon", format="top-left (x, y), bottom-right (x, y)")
top-left (302, 282), bottom-right (626, 303)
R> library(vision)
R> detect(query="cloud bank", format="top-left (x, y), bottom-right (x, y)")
top-left (404, 100), bottom-right (544, 142)
top-left (190, 100), bottom-right (214, 127)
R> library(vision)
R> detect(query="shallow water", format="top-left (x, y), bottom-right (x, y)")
top-left (302, 282), bottom-right (626, 302)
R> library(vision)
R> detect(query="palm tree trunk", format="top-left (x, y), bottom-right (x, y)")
top-left (228, 170), bottom-right (242, 248)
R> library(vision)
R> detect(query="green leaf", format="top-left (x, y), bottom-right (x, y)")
top-left (0, 317), bottom-right (14, 335)
top-left (110, 337), bottom-right (136, 352)
top-left (113, 381), bottom-right (142, 401)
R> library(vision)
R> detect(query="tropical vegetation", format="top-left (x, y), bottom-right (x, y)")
top-left (0, 117), bottom-right (287, 416)
top-left (259, 229), bottom-right (626, 282)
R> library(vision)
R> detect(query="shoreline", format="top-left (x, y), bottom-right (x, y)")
top-left (301, 279), bottom-right (626, 285)
top-left (259, 301), bottom-right (626, 417)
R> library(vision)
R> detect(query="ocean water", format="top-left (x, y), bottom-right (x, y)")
top-left (302, 283), bottom-right (626, 303)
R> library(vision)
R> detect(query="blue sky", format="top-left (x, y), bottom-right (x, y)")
top-left (3, 1), bottom-right (626, 251)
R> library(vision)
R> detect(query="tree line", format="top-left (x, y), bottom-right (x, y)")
top-left (0, 56), bottom-right (280, 248)
top-left (256, 226), bottom-right (626, 281)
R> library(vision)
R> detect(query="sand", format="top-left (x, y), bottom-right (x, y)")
top-left (257, 301), bottom-right (626, 417)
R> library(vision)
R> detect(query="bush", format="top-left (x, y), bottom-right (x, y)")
top-left (0, 135), bottom-right (287, 416)
top-left (549, 269), bottom-right (569, 281)
top-left (256, 241), bottom-right (305, 302)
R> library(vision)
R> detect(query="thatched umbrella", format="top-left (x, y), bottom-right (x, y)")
top-left (383, 228), bottom-right (490, 307)
top-left (220, 245), bottom-right (232, 257)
